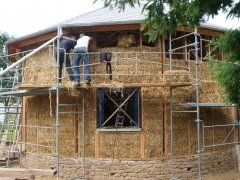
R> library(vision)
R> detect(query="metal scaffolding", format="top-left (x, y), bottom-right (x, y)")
top-left (169, 28), bottom-right (240, 180)
top-left (0, 26), bottom-right (239, 180)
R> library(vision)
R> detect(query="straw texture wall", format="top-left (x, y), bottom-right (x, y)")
top-left (23, 45), bottom-right (236, 160)
top-left (25, 91), bottom-right (96, 157)
top-left (23, 46), bottom-right (163, 86)
top-left (24, 46), bottom-right (58, 86)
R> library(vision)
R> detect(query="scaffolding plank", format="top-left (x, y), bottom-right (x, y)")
top-left (17, 82), bottom-right (195, 89)
top-left (0, 82), bottom-right (195, 97)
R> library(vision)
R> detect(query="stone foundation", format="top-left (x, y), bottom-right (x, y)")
top-left (21, 149), bottom-right (238, 179)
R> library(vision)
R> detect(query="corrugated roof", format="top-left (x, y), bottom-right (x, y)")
top-left (8, 4), bottom-right (228, 45)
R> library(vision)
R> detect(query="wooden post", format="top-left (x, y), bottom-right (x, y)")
top-left (140, 88), bottom-right (145, 159)
top-left (140, 31), bottom-right (143, 51)
top-left (22, 97), bottom-right (27, 152)
top-left (95, 131), bottom-right (99, 158)
top-left (162, 37), bottom-right (166, 59)
top-left (208, 36), bottom-right (211, 59)
top-left (75, 105), bottom-right (78, 155)
top-left (184, 36), bottom-right (188, 61)
top-left (164, 102), bottom-right (169, 156)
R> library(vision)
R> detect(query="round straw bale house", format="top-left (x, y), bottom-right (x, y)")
top-left (3, 4), bottom-right (239, 180)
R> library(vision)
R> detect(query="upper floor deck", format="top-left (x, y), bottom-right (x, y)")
top-left (0, 31), bottom-right (223, 99)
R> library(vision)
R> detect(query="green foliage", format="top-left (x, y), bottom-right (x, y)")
top-left (0, 32), bottom-right (14, 69)
top-left (210, 29), bottom-right (240, 106)
top-left (0, 32), bottom-right (15, 104)
top-left (228, 1), bottom-right (240, 18)
top-left (0, 32), bottom-right (13, 54)
top-left (213, 29), bottom-right (240, 63)
top-left (97, 0), bottom-right (234, 39)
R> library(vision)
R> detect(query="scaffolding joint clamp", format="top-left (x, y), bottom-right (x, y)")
top-left (196, 150), bottom-right (202, 154)
top-left (195, 119), bottom-right (201, 122)
top-left (195, 82), bottom-right (200, 86)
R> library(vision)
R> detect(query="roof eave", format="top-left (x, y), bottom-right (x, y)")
top-left (7, 20), bottom-right (228, 46)
top-left (7, 20), bottom-right (142, 45)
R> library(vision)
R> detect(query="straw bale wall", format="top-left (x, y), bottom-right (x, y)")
top-left (24, 46), bottom-right (58, 86)
top-left (97, 132), bottom-right (142, 159)
top-left (25, 90), bottom-right (96, 157)
top-left (22, 45), bottom-right (237, 168)
top-left (142, 87), bottom-right (164, 159)
top-left (23, 46), bottom-right (163, 86)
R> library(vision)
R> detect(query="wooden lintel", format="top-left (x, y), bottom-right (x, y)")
top-left (70, 24), bottom-right (141, 33)
top-left (13, 29), bottom-right (71, 48)
top-left (9, 23), bottom-right (223, 53)
top-left (8, 24), bottom-right (140, 53)
top-left (16, 31), bottom-right (57, 48)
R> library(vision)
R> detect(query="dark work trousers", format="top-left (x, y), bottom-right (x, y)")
top-left (55, 49), bottom-right (74, 83)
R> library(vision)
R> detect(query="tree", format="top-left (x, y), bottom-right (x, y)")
top-left (97, 0), bottom-right (240, 106)
top-left (210, 29), bottom-right (240, 106)
top-left (0, 32), bottom-right (13, 69)
top-left (97, 1), bottom-right (239, 39)
top-left (0, 32), bottom-right (14, 104)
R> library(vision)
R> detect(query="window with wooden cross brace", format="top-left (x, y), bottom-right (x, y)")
top-left (97, 88), bottom-right (141, 128)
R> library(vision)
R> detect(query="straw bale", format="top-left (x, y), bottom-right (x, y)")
top-left (89, 46), bottom-right (162, 84)
top-left (25, 93), bottom-right (87, 156)
top-left (98, 132), bottom-right (141, 159)
top-left (142, 87), bottom-right (164, 100)
top-left (199, 81), bottom-right (225, 103)
top-left (163, 104), bottom-right (236, 156)
top-left (163, 70), bottom-right (190, 83)
top-left (142, 90), bottom-right (164, 159)
top-left (164, 107), bottom-right (197, 156)
top-left (163, 58), bottom-right (213, 81)
top-left (23, 46), bottom-right (164, 87)
top-left (22, 44), bottom-right (235, 159)
top-left (117, 34), bottom-right (136, 47)
top-left (24, 47), bottom-right (58, 86)
top-left (78, 89), bottom-right (96, 157)
top-left (210, 108), bottom-right (236, 151)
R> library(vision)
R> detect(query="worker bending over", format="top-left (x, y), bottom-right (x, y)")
top-left (56, 35), bottom-right (76, 83)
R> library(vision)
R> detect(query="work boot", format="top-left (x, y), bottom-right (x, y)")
top-left (85, 80), bottom-right (91, 85)
top-left (74, 82), bottom-right (80, 88)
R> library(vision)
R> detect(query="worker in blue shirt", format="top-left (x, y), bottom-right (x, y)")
top-left (55, 35), bottom-right (76, 83)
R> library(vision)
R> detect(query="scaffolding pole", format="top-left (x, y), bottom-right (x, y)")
top-left (169, 34), bottom-right (172, 71)
top-left (169, 32), bottom-right (174, 180)
top-left (194, 27), bottom-right (201, 180)
top-left (55, 25), bottom-right (62, 179)
top-left (169, 29), bottom-right (202, 180)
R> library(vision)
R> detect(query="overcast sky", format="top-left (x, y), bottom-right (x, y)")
top-left (0, 0), bottom-right (239, 38)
